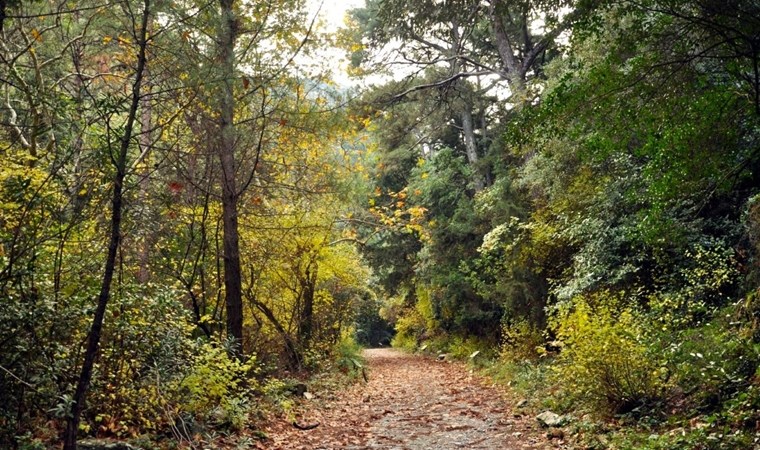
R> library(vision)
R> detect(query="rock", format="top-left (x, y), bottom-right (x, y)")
top-left (516, 399), bottom-right (528, 408)
top-left (288, 382), bottom-right (308, 396)
top-left (547, 427), bottom-right (564, 440)
top-left (536, 411), bottom-right (566, 428)
top-left (303, 391), bottom-right (315, 400)
top-left (78, 440), bottom-right (142, 450)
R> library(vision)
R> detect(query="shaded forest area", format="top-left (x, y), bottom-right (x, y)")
top-left (2, 0), bottom-right (760, 449)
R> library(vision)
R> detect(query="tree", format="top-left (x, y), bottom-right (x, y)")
top-left (215, 0), bottom-right (245, 357)
top-left (63, 0), bottom-right (151, 447)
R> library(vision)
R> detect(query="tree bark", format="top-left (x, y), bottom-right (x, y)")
top-left (62, 1), bottom-right (151, 448)
top-left (217, 0), bottom-right (244, 356)
top-left (298, 260), bottom-right (317, 347)
top-left (450, 20), bottom-right (485, 191)
top-left (488, 0), bottom-right (527, 101)
top-left (460, 107), bottom-right (484, 190)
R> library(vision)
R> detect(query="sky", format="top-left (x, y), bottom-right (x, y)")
top-left (304, 0), bottom-right (366, 87)
top-left (308, 0), bottom-right (365, 32)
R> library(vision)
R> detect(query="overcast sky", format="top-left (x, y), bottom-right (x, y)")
top-left (300, 0), bottom-right (365, 86)
top-left (308, 0), bottom-right (365, 32)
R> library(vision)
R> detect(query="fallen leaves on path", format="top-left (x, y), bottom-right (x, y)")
top-left (261, 349), bottom-right (565, 449)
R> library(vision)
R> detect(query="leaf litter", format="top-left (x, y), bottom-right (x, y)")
top-left (261, 348), bottom-right (566, 449)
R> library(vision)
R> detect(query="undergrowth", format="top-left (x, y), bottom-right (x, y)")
top-left (388, 289), bottom-right (760, 450)
top-left (474, 297), bottom-right (760, 450)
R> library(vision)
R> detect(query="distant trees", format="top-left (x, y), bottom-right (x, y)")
top-left (347, 0), bottom-right (760, 354)
top-left (346, 0), bottom-right (599, 339)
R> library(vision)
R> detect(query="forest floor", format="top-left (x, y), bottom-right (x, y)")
top-left (260, 348), bottom-right (566, 449)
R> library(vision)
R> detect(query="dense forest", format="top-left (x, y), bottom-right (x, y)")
top-left (1, 0), bottom-right (760, 448)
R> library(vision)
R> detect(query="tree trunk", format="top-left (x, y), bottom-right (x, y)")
top-left (298, 261), bottom-right (317, 347)
top-left (217, 0), bottom-right (244, 356)
top-left (450, 20), bottom-right (484, 191)
top-left (460, 107), bottom-right (484, 191)
top-left (488, 0), bottom-right (527, 101)
top-left (62, 1), bottom-right (151, 448)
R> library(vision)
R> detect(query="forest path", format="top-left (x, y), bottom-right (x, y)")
top-left (261, 348), bottom-right (560, 449)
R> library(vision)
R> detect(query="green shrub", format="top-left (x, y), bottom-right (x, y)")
top-left (447, 335), bottom-right (494, 361)
top-left (389, 286), bottom-right (439, 351)
top-left (334, 334), bottom-right (366, 380)
top-left (484, 359), bottom-right (552, 404)
top-left (500, 319), bottom-right (544, 362)
top-left (551, 295), bottom-right (666, 415)
top-left (664, 313), bottom-right (760, 411)
top-left (179, 340), bottom-right (256, 430)
top-left (85, 286), bottom-right (197, 436)
top-left (390, 328), bottom-right (418, 350)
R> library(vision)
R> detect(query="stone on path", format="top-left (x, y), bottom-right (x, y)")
top-left (536, 411), bottom-right (567, 428)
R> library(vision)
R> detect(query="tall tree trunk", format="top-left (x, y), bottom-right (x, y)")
top-left (488, 0), bottom-right (527, 102)
top-left (62, 1), bottom-right (151, 448)
top-left (217, 0), bottom-right (244, 356)
top-left (450, 20), bottom-right (484, 191)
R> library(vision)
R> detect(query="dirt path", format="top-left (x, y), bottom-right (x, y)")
top-left (262, 348), bottom-right (561, 449)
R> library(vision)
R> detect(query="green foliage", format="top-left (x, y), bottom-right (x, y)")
top-left (482, 359), bottom-right (552, 408)
top-left (333, 334), bottom-right (366, 380)
top-left (662, 312), bottom-right (760, 412)
top-left (353, 289), bottom-right (394, 346)
top-left (179, 341), bottom-right (255, 430)
top-left (445, 335), bottom-right (495, 361)
top-left (551, 295), bottom-right (667, 415)
top-left (649, 240), bottom-right (739, 331)
top-left (407, 150), bottom-right (502, 337)
top-left (499, 319), bottom-right (544, 363)
top-left (389, 286), bottom-right (439, 350)
top-left (86, 286), bottom-right (197, 436)
top-left (391, 307), bottom-right (428, 351)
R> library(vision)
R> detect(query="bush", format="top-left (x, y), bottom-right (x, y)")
top-left (551, 295), bottom-right (666, 415)
top-left (447, 335), bottom-right (494, 361)
top-left (334, 334), bottom-right (366, 380)
top-left (179, 340), bottom-right (256, 430)
top-left (500, 319), bottom-right (544, 362)
top-left (390, 286), bottom-right (439, 350)
top-left (664, 311), bottom-right (760, 411)
top-left (86, 286), bottom-right (197, 437)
